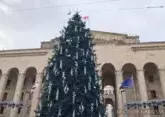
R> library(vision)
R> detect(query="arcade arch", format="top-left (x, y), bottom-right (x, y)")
top-left (4, 68), bottom-right (19, 115)
top-left (143, 62), bottom-right (163, 100)
top-left (101, 63), bottom-right (117, 114)
top-left (6, 68), bottom-right (19, 100)
top-left (0, 69), bottom-right (2, 79)
top-left (122, 63), bottom-right (140, 102)
top-left (20, 67), bottom-right (37, 115)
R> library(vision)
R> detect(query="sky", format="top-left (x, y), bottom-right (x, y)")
top-left (0, 0), bottom-right (165, 49)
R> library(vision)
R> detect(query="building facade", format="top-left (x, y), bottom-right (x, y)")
top-left (0, 30), bottom-right (165, 117)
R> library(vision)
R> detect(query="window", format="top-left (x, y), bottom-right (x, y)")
top-left (1, 92), bottom-right (8, 113)
top-left (148, 76), bottom-right (154, 82)
top-left (23, 79), bottom-right (27, 85)
top-left (151, 90), bottom-right (157, 99)
top-left (27, 106), bottom-right (31, 114)
top-left (29, 93), bottom-right (33, 100)
top-left (21, 92), bottom-right (24, 101)
top-left (2, 93), bottom-right (8, 101)
top-left (32, 78), bottom-right (36, 85)
top-left (153, 106), bottom-right (159, 115)
top-left (17, 107), bottom-right (22, 114)
top-left (6, 80), bottom-right (11, 88)
top-left (0, 107), bottom-right (4, 114)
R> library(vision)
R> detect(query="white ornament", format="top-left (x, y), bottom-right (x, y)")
top-left (70, 69), bottom-right (73, 76)
top-left (75, 62), bottom-right (78, 67)
top-left (64, 85), bottom-right (69, 94)
top-left (62, 72), bottom-right (65, 78)
top-left (79, 102), bottom-right (84, 113)
top-left (49, 101), bottom-right (53, 108)
top-left (86, 50), bottom-right (89, 56)
top-left (60, 60), bottom-right (62, 69)
top-left (49, 62), bottom-right (53, 67)
top-left (53, 67), bottom-right (57, 75)
top-left (76, 52), bottom-right (78, 59)
top-left (84, 60), bottom-right (87, 64)
top-left (75, 68), bottom-right (78, 75)
top-left (56, 88), bottom-right (59, 100)
top-left (77, 36), bottom-right (80, 41)
top-left (88, 41), bottom-right (91, 46)
top-left (75, 26), bottom-right (77, 32)
top-left (72, 110), bottom-right (75, 117)
top-left (46, 74), bottom-right (49, 80)
top-left (57, 106), bottom-right (61, 117)
top-left (82, 49), bottom-right (85, 56)
top-left (85, 33), bottom-right (87, 37)
top-left (65, 48), bottom-right (68, 53)
top-left (67, 54), bottom-right (71, 57)
top-left (84, 66), bottom-right (86, 75)
top-left (66, 39), bottom-right (71, 43)
top-left (84, 86), bottom-right (87, 93)
top-left (48, 83), bottom-right (52, 100)
top-left (91, 56), bottom-right (94, 61)
top-left (60, 47), bottom-right (62, 54)
top-left (91, 103), bottom-right (94, 112)
top-left (72, 92), bottom-right (76, 104)
top-left (96, 100), bottom-right (98, 107)
top-left (99, 112), bottom-right (101, 117)
top-left (88, 76), bottom-right (91, 90)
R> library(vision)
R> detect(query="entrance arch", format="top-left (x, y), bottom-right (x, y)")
top-left (5, 68), bottom-right (19, 116)
top-left (101, 63), bottom-right (117, 115)
top-left (20, 67), bottom-right (37, 116)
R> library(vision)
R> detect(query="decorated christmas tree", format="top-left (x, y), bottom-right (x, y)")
top-left (36, 12), bottom-right (106, 117)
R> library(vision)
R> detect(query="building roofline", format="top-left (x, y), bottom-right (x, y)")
top-left (0, 40), bottom-right (164, 52)
top-left (116, 41), bottom-right (165, 46)
top-left (90, 30), bottom-right (139, 37)
top-left (0, 48), bottom-right (49, 52)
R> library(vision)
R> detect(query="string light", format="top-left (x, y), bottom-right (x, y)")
top-left (10, 0), bottom-right (120, 11)
top-left (5, 1), bottom-right (164, 12)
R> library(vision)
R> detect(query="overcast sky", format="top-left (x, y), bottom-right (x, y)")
top-left (0, 0), bottom-right (165, 49)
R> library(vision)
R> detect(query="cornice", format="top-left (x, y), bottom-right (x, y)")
top-left (131, 45), bottom-right (165, 51)
top-left (93, 39), bottom-right (123, 45)
top-left (0, 48), bottom-right (48, 57)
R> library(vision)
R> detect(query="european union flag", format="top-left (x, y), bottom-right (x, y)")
top-left (120, 75), bottom-right (134, 89)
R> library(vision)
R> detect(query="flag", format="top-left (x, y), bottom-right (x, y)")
top-left (83, 16), bottom-right (89, 20)
top-left (120, 75), bottom-right (134, 89)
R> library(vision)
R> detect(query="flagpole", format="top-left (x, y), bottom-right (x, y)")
top-left (132, 74), bottom-right (140, 117)
top-left (88, 16), bottom-right (90, 28)
top-left (121, 89), bottom-right (127, 117)
top-left (132, 74), bottom-right (137, 101)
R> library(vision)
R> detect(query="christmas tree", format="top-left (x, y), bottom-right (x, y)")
top-left (36, 12), bottom-right (106, 117)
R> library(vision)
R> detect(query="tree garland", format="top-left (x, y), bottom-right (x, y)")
top-left (0, 101), bottom-right (23, 108)
top-left (126, 99), bottom-right (165, 109)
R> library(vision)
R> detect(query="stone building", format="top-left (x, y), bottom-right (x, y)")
top-left (0, 30), bottom-right (165, 117)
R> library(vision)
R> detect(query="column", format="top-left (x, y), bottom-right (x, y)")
top-left (137, 70), bottom-right (148, 101)
top-left (20, 92), bottom-right (31, 117)
top-left (9, 73), bottom-right (25, 117)
top-left (137, 70), bottom-right (150, 117)
top-left (29, 73), bottom-right (43, 117)
top-left (159, 69), bottom-right (165, 98)
top-left (0, 74), bottom-right (8, 100)
top-left (115, 71), bottom-right (123, 117)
